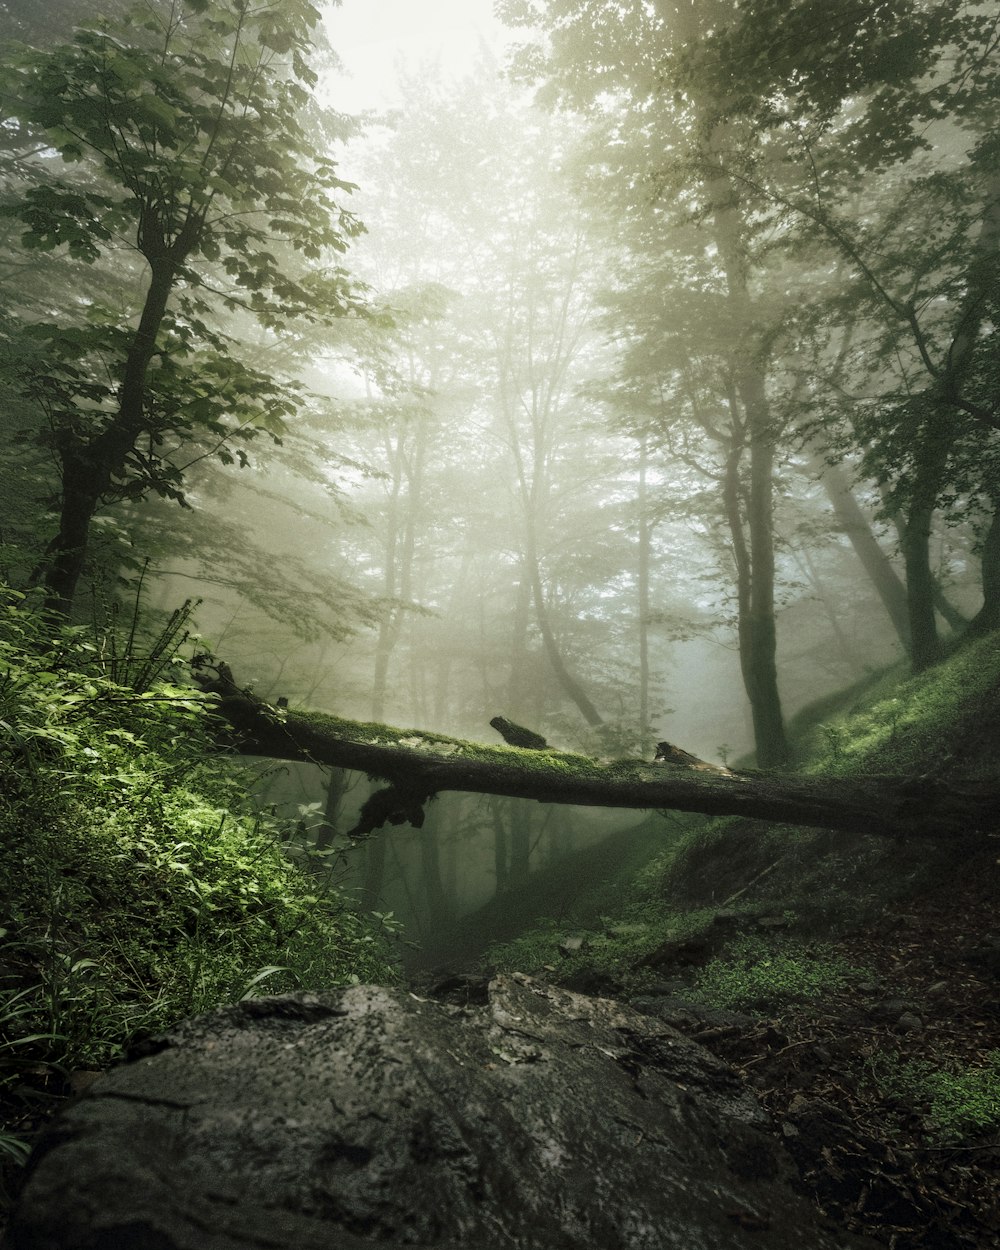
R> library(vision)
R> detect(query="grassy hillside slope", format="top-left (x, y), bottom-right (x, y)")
top-left (0, 591), bottom-right (399, 1193)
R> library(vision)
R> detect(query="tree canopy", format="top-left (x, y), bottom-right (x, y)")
top-left (0, 0), bottom-right (365, 611)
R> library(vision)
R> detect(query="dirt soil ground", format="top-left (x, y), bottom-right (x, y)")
top-left (678, 868), bottom-right (1000, 1249)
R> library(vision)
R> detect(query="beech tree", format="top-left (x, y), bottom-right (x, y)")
top-left (500, 0), bottom-right (797, 764)
top-left (677, 0), bottom-right (1000, 665)
top-left (0, 0), bottom-right (364, 613)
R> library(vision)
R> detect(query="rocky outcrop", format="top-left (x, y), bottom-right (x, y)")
top-left (5, 975), bottom-right (874, 1249)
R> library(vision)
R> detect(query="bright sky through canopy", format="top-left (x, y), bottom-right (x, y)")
top-left (324, 0), bottom-right (511, 113)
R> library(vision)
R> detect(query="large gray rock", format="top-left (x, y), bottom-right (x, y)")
top-left (5, 975), bottom-right (872, 1250)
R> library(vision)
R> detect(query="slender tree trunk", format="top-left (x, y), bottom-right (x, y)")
top-left (722, 418), bottom-right (754, 691)
top-left (744, 393), bottom-right (789, 765)
top-left (495, 260), bottom-right (604, 731)
top-left (315, 767), bottom-right (348, 853)
top-left (816, 458), bottom-right (912, 652)
top-left (419, 804), bottom-right (453, 926)
top-left (968, 493), bottom-right (1000, 635)
top-left (431, 541), bottom-right (474, 725)
top-left (506, 567), bottom-right (534, 721)
top-left (43, 252), bottom-right (180, 613)
top-left (490, 798), bottom-right (510, 898)
top-left (899, 421), bottom-right (953, 671)
top-left (371, 449), bottom-right (403, 723)
top-left (713, 192), bottom-right (789, 766)
top-left (372, 416), bottom-right (428, 721)
top-left (637, 438), bottom-right (653, 753)
top-left (527, 547), bottom-right (604, 728)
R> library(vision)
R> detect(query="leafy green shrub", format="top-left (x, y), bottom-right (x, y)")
top-left (870, 1052), bottom-right (1000, 1143)
top-left (0, 587), bottom-right (397, 1137)
top-left (687, 936), bottom-right (865, 1011)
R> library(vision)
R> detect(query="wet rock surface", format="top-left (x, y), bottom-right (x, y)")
top-left (4, 974), bottom-right (872, 1250)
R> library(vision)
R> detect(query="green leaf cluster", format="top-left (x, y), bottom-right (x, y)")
top-left (870, 1051), bottom-right (1000, 1143)
top-left (686, 935), bottom-right (865, 1012)
top-left (0, 1), bottom-right (368, 605)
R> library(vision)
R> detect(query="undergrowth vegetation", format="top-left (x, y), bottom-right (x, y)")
top-left (868, 1051), bottom-right (1000, 1143)
top-left (685, 936), bottom-right (867, 1011)
top-left (796, 636), bottom-right (1000, 779)
top-left (486, 902), bottom-right (720, 994)
top-left (0, 587), bottom-right (397, 1169)
top-left (487, 633), bottom-right (1000, 1017)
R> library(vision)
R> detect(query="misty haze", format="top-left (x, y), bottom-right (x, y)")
top-left (0, 2), bottom-right (999, 1247)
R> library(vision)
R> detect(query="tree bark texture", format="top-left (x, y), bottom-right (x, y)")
top-left (898, 423), bottom-right (951, 672)
top-left (44, 246), bottom-right (184, 613)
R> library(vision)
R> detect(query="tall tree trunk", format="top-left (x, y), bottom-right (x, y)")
top-left (899, 421), bottom-right (953, 671)
top-left (316, 767), bottom-right (348, 853)
top-left (900, 502), bottom-right (940, 671)
top-left (431, 541), bottom-right (475, 725)
top-left (637, 438), bottom-right (653, 753)
top-left (713, 187), bottom-right (789, 766)
top-left (419, 804), bottom-right (453, 927)
top-left (744, 389), bottom-right (789, 765)
top-left (722, 415), bottom-right (754, 695)
top-left (490, 798), bottom-right (510, 898)
top-left (44, 251), bottom-right (180, 614)
top-left (371, 416), bottom-right (428, 721)
top-left (816, 458), bottom-right (912, 653)
top-left (885, 504), bottom-right (965, 635)
top-left (968, 493), bottom-right (1000, 635)
top-left (495, 246), bottom-right (604, 732)
top-left (45, 198), bottom-right (206, 612)
top-left (506, 568), bottom-right (534, 721)
top-left (42, 466), bottom-right (102, 616)
top-left (527, 546), bottom-right (604, 728)
top-left (896, 177), bottom-right (1000, 665)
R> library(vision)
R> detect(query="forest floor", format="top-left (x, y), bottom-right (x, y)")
top-left (652, 862), bottom-right (1000, 1250)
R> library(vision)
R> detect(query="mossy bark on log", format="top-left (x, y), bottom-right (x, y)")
top-left (211, 695), bottom-right (999, 841)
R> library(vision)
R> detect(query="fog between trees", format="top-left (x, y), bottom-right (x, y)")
top-left (1, 0), bottom-right (996, 938)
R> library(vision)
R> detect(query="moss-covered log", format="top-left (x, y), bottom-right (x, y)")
top-left (212, 695), bottom-right (1000, 840)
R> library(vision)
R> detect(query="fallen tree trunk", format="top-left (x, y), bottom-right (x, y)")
top-left (211, 694), bottom-right (1000, 841)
